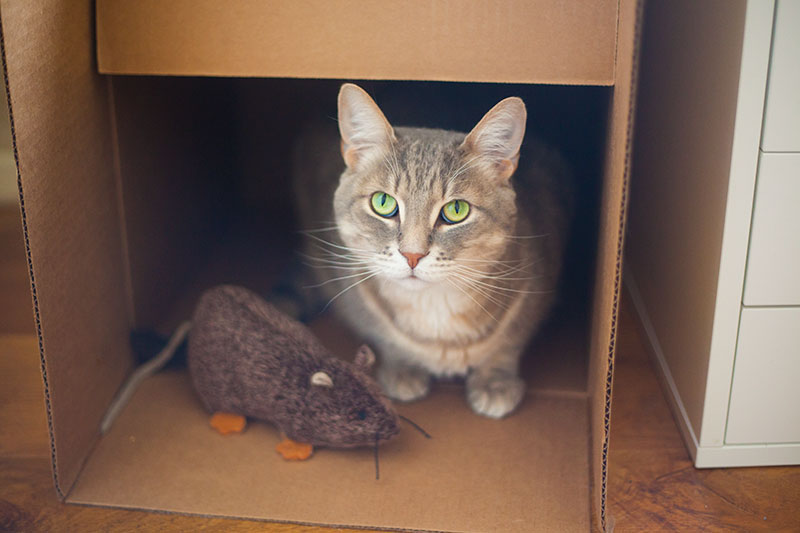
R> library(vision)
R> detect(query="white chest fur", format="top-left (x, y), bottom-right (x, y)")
top-left (382, 281), bottom-right (489, 344)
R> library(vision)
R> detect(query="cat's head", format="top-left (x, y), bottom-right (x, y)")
top-left (332, 83), bottom-right (525, 292)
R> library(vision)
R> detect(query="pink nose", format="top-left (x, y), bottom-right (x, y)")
top-left (400, 251), bottom-right (428, 269)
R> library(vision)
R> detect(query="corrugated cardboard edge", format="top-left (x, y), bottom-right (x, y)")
top-left (591, 0), bottom-right (643, 531)
top-left (0, 13), bottom-right (62, 498)
top-left (0, 0), bottom-right (136, 499)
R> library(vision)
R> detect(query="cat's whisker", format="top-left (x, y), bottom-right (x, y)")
top-left (306, 243), bottom-right (375, 261)
top-left (448, 273), bottom-right (512, 310)
top-left (455, 257), bottom-right (526, 266)
top-left (389, 139), bottom-right (402, 181)
top-left (322, 271), bottom-right (382, 312)
top-left (302, 232), bottom-right (374, 254)
top-left (444, 155), bottom-right (483, 192)
top-left (504, 233), bottom-right (550, 240)
top-left (459, 275), bottom-right (551, 296)
top-left (304, 268), bottom-right (381, 289)
top-left (454, 262), bottom-right (534, 278)
top-left (302, 251), bottom-right (372, 263)
top-left (299, 226), bottom-right (341, 234)
top-left (303, 262), bottom-right (376, 272)
top-left (308, 251), bottom-right (371, 264)
top-left (446, 278), bottom-right (500, 323)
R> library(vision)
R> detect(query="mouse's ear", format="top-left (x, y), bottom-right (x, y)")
top-left (354, 344), bottom-right (376, 370)
top-left (310, 371), bottom-right (334, 388)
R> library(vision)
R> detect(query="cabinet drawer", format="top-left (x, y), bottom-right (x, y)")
top-left (726, 307), bottom-right (800, 445)
top-left (761, 0), bottom-right (800, 152)
top-left (743, 153), bottom-right (800, 306)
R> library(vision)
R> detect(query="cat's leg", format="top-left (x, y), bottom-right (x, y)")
top-left (466, 348), bottom-right (526, 419)
top-left (377, 352), bottom-right (432, 402)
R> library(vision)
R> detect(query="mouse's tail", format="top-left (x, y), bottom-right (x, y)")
top-left (100, 321), bottom-right (192, 434)
top-left (131, 327), bottom-right (187, 367)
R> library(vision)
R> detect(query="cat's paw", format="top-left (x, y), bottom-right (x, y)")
top-left (378, 364), bottom-right (431, 402)
top-left (466, 369), bottom-right (525, 419)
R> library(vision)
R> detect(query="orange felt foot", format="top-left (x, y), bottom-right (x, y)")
top-left (276, 437), bottom-right (314, 461)
top-left (210, 412), bottom-right (247, 435)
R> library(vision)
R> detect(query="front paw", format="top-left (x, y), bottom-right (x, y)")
top-left (378, 364), bottom-right (431, 402)
top-left (466, 369), bottom-right (525, 419)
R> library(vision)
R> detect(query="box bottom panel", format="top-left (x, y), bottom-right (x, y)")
top-left (68, 370), bottom-right (589, 532)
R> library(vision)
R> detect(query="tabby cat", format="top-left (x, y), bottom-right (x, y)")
top-left (293, 84), bottom-right (571, 419)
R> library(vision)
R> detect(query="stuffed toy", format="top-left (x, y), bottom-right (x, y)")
top-left (102, 285), bottom-right (403, 465)
top-left (187, 284), bottom-right (400, 460)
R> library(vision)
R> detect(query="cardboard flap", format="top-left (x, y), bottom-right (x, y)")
top-left (0, 1), bottom-right (133, 496)
top-left (96, 0), bottom-right (618, 85)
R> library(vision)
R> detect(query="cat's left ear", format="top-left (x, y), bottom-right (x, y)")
top-left (338, 83), bottom-right (396, 170)
top-left (461, 97), bottom-right (527, 180)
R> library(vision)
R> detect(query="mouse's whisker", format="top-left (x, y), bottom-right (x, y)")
top-left (398, 414), bottom-right (432, 439)
top-left (374, 433), bottom-right (380, 481)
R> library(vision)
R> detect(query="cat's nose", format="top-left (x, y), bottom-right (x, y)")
top-left (400, 251), bottom-right (428, 269)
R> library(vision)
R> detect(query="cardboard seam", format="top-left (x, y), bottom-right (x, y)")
top-left (106, 76), bottom-right (135, 323)
top-left (599, 1), bottom-right (644, 530)
top-left (0, 18), bottom-right (65, 500)
top-left (97, 70), bottom-right (617, 87)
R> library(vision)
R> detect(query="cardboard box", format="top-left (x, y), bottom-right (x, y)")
top-left (1, 1), bottom-right (640, 531)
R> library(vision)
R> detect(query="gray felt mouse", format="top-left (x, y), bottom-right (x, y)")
top-left (186, 284), bottom-right (400, 460)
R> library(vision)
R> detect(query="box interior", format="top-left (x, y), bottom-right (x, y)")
top-left (61, 77), bottom-right (610, 532)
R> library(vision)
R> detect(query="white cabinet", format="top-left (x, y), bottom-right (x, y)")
top-left (760, 0), bottom-right (800, 152)
top-left (743, 153), bottom-right (800, 306)
top-left (626, 0), bottom-right (800, 467)
top-left (726, 308), bottom-right (800, 444)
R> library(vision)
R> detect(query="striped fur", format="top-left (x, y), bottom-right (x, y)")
top-left (294, 85), bottom-right (572, 418)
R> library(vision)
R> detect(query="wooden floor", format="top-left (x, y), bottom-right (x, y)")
top-left (1, 203), bottom-right (798, 531)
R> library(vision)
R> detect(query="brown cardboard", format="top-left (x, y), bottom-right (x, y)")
top-left (625, 0), bottom-right (748, 436)
top-left (1, 0), bottom-right (641, 531)
top-left (68, 322), bottom-right (591, 532)
top-left (0, 0), bottom-right (134, 497)
top-left (95, 0), bottom-right (618, 85)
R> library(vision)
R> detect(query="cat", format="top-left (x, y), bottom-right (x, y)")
top-left (293, 83), bottom-right (572, 419)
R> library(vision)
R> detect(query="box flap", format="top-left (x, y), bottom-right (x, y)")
top-left (96, 0), bottom-right (617, 85)
top-left (0, 1), bottom-right (133, 497)
top-left (586, 0), bottom-right (642, 530)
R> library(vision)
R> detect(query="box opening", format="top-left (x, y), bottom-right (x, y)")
top-left (61, 77), bottom-right (611, 532)
top-left (113, 77), bottom-right (610, 333)
top-left (3, 0), bottom-right (641, 529)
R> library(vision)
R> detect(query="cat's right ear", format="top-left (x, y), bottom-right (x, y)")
top-left (338, 84), bottom-right (396, 170)
top-left (462, 97), bottom-right (527, 180)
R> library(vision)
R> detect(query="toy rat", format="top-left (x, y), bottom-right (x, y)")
top-left (101, 285), bottom-right (402, 465)
top-left (187, 284), bottom-right (400, 460)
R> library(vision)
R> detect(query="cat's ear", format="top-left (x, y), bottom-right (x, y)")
top-left (338, 83), bottom-right (396, 170)
top-left (462, 97), bottom-right (527, 180)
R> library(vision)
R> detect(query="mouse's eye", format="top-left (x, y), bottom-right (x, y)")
top-left (357, 409), bottom-right (367, 420)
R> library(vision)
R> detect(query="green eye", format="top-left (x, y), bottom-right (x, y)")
top-left (370, 192), bottom-right (398, 217)
top-left (441, 199), bottom-right (470, 224)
